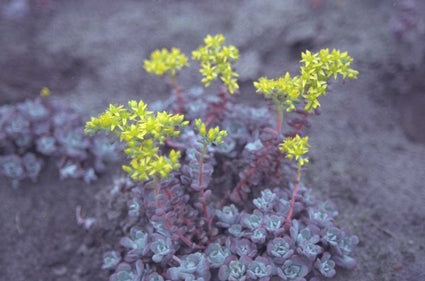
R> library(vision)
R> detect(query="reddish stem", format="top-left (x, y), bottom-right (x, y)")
top-left (170, 75), bottom-right (183, 113)
top-left (198, 143), bottom-right (209, 224)
top-left (163, 187), bottom-right (173, 200)
top-left (206, 89), bottom-right (229, 127)
top-left (154, 178), bottom-right (199, 249)
top-left (275, 108), bottom-right (283, 133)
top-left (295, 113), bottom-right (309, 135)
top-left (231, 166), bottom-right (255, 201)
top-left (284, 167), bottom-right (301, 231)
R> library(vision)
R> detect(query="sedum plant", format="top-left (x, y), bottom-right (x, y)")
top-left (87, 34), bottom-right (359, 281)
top-left (0, 90), bottom-right (119, 187)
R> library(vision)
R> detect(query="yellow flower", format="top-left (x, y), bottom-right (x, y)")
top-left (85, 100), bottom-right (188, 182)
top-left (254, 49), bottom-right (358, 114)
top-left (192, 34), bottom-right (239, 94)
top-left (194, 119), bottom-right (228, 145)
top-left (143, 48), bottom-right (188, 77)
top-left (279, 135), bottom-right (310, 167)
top-left (40, 87), bottom-right (51, 97)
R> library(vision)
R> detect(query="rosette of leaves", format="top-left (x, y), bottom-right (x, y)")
top-left (276, 255), bottom-right (310, 281)
top-left (167, 252), bottom-right (210, 281)
top-left (102, 251), bottom-right (121, 270)
top-left (120, 227), bottom-right (151, 262)
top-left (109, 261), bottom-right (144, 281)
top-left (245, 256), bottom-right (273, 281)
top-left (218, 255), bottom-right (247, 281)
top-left (229, 238), bottom-right (258, 258)
top-left (205, 243), bottom-right (231, 268)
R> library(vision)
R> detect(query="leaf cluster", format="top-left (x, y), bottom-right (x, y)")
top-left (192, 34), bottom-right (239, 94)
top-left (85, 100), bottom-right (188, 181)
top-left (254, 49), bottom-right (358, 112)
top-left (0, 96), bottom-right (118, 187)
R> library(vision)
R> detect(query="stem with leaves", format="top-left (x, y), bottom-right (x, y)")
top-left (279, 135), bottom-right (310, 230)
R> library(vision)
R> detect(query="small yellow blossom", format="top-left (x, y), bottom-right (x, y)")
top-left (40, 87), bottom-right (51, 97)
top-left (194, 118), bottom-right (228, 145)
top-left (192, 34), bottom-right (239, 94)
top-left (279, 135), bottom-right (310, 167)
top-left (254, 48), bottom-right (358, 113)
top-left (85, 100), bottom-right (188, 181)
top-left (144, 48), bottom-right (189, 78)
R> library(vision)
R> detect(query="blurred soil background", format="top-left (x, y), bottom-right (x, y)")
top-left (1, 0), bottom-right (425, 280)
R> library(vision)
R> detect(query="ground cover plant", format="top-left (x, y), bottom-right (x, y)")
top-left (0, 88), bottom-right (119, 187)
top-left (86, 34), bottom-right (359, 281)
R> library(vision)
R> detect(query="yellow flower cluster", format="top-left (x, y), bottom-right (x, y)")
top-left (40, 87), bottom-right (51, 97)
top-left (279, 135), bottom-right (310, 167)
top-left (194, 118), bottom-right (228, 145)
top-left (192, 34), bottom-right (239, 94)
top-left (85, 100), bottom-right (189, 181)
top-left (254, 49), bottom-right (358, 113)
top-left (143, 48), bottom-right (189, 77)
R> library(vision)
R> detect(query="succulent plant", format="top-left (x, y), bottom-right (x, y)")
top-left (0, 95), bottom-right (119, 186)
top-left (102, 251), bottom-right (121, 270)
top-left (89, 37), bottom-right (358, 281)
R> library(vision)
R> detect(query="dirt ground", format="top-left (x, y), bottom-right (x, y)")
top-left (1, 0), bottom-right (425, 280)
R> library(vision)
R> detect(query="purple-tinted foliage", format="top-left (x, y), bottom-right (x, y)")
top-left (228, 224), bottom-right (245, 238)
top-left (36, 136), bottom-right (57, 155)
top-left (145, 272), bottom-right (165, 281)
top-left (205, 243), bottom-right (231, 268)
top-left (245, 256), bottom-right (273, 281)
top-left (96, 87), bottom-right (358, 281)
top-left (167, 253), bottom-right (210, 281)
top-left (267, 237), bottom-right (295, 264)
top-left (109, 261), bottom-right (144, 281)
top-left (296, 241), bottom-right (323, 261)
top-left (230, 238), bottom-right (257, 258)
top-left (248, 228), bottom-right (267, 244)
top-left (150, 234), bottom-right (175, 263)
top-left (218, 256), bottom-right (247, 281)
top-left (22, 152), bottom-right (43, 182)
top-left (276, 255), bottom-right (310, 281)
top-left (240, 210), bottom-right (263, 230)
top-left (127, 198), bottom-right (140, 217)
top-left (102, 251), bottom-right (121, 270)
top-left (0, 154), bottom-right (25, 187)
top-left (0, 96), bottom-right (119, 186)
top-left (55, 126), bottom-right (89, 159)
top-left (321, 226), bottom-right (340, 247)
top-left (59, 160), bottom-right (84, 180)
top-left (216, 204), bottom-right (240, 228)
top-left (17, 98), bottom-right (49, 121)
top-left (290, 220), bottom-right (320, 245)
top-left (264, 214), bottom-right (284, 235)
top-left (253, 189), bottom-right (276, 212)
top-left (314, 252), bottom-right (336, 278)
top-left (120, 227), bottom-right (150, 262)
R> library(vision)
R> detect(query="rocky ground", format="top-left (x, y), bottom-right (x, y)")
top-left (1, 0), bottom-right (425, 280)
